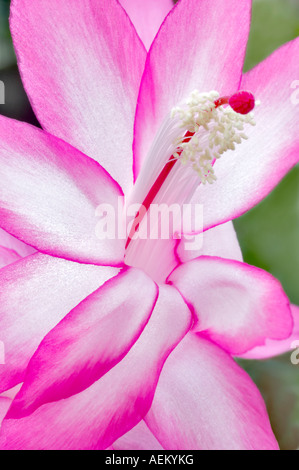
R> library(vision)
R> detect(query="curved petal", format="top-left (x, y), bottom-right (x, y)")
top-left (189, 37), bottom-right (299, 232)
top-left (112, 420), bottom-right (163, 450)
top-left (0, 286), bottom-right (191, 450)
top-left (119, 0), bottom-right (173, 50)
top-left (0, 386), bottom-right (20, 425)
top-left (0, 228), bottom-right (35, 258)
top-left (133, 0), bottom-right (252, 177)
top-left (145, 333), bottom-right (279, 450)
top-left (1, 385), bottom-right (22, 400)
top-left (240, 304), bottom-right (299, 360)
top-left (176, 221), bottom-right (243, 264)
top-left (7, 268), bottom-right (158, 418)
top-left (10, 0), bottom-right (146, 193)
top-left (0, 253), bottom-right (117, 393)
top-left (0, 246), bottom-right (21, 269)
top-left (168, 256), bottom-right (293, 355)
top-left (0, 398), bottom-right (11, 428)
top-left (0, 116), bottom-right (125, 265)
top-left (125, 236), bottom-right (179, 284)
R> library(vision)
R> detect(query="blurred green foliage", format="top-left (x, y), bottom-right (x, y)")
top-left (235, 0), bottom-right (299, 451)
top-left (235, 0), bottom-right (299, 306)
top-left (244, 0), bottom-right (299, 71)
top-left (235, 168), bottom-right (299, 306)
top-left (239, 354), bottom-right (299, 450)
top-left (0, 0), bottom-right (14, 68)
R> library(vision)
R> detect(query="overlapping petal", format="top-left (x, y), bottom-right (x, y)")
top-left (133, 0), bottom-right (252, 176)
top-left (112, 420), bottom-right (163, 450)
top-left (119, 0), bottom-right (173, 50)
top-left (7, 268), bottom-right (158, 418)
top-left (0, 286), bottom-right (191, 450)
top-left (189, 37), bottom-right (299, 232)
top-left (240, 304), bottom-right (299, 359)
top-left (0, 246), bottom-right (21, 269)
top-left (176, 221), bottom-right (243, 264)
top-left (168, 256), bottom-right (292, 355)
top-left (10, 0), bottom-right (146, 192)
top-left (0, 116), bottom-right (125, 265)
top-left (0, 387), bottom-right (19, 427)
top-left (0, 253), bottom-right (117, 393)
top-left (0, 228), bottom-right (35, 258)
top-left (145, 333), bottom-right (279, 450)
top-left (0, 398), bottom-right (11, 428)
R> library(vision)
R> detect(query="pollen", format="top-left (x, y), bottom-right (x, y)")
top-left (170, 90), bottom-right (257, 184)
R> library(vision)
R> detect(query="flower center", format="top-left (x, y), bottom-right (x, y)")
top-left (125, 90), bottom-right (257, 251)
top-left (170, 90), bottom-right (256, 184)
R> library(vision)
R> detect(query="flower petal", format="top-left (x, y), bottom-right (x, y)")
top-left (145, 333), bottom-right (279, 450)
top-left (0, 386), bottom-right (20, 426)
top-left (0, 398), bottom-right (11, 428)
top-left (0, 385), bottom-right (22, 400)
top-left (119, 0), bottom-right (173, 50)
top-left (125, 237), bottom-right (179, 284)
top-left (0, 246), bottom-right (21, 269)
top-left (0, 116), bottom-right (125, 265)
top-left (0, 228), bottom-right (35, 258)
top-left (176, 221), bottom-right (243, 264)
top-left (133, 0), bottom-right (252, 177)
top-left (0, 253), bottom-right (117, 393)
top-left (0, 286), bottom-right (191, 450)
top-left (168, 256), bottom-right (293, 355)
top-left (7, 268), bottom-right (158, 418)
top-left (240, 304), bottom-right (299, 359)
top-left (112, 421), bottom-right (163, 450)
top-left (189, 37), bottom-right (299, 232)
top-left (10, 0), bottom-right (146, 192)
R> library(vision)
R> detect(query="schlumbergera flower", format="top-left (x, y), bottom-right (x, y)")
top-left (0, 0), bottom-right (298, 450)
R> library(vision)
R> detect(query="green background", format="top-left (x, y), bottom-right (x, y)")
top-left (0, 0), bottom-right (299, 450)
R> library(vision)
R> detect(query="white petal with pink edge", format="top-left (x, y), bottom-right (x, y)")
top-left (7, 268), bottom-right (158, 418)
top-left (176, 221), bottom-right (243, 264)
top-left (0, 228), bottom-right (35, 258)
top-left (0, 285), bottom-right (191, 450)
top-left (0, 116), bottom-right (125, 265)
top-left (119, 0), bottom-right (173, 50)
top-left (240, 304), bottom-right (299, 360)
top-left (10, 0), bottom-right (146, 193)
top-left (168, 256), bottom-right (293, 355)
top-left (145, 333), bottom-right (279, 450)
top-left (0, 253), bottom-right (117, 393)
top-left (133, 0), bottom-right (252, 177)
top-left (189, 38), bottom-right (299, 232)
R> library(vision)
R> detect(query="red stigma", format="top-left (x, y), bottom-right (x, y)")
top-left (228, 91), bottom-right (255, 115)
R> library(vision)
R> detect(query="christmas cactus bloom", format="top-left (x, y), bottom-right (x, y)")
top-left (0, 0), bottom-right (298, 450)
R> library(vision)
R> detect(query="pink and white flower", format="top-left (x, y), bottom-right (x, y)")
top-left (0, 0), bottom-right (298, 450)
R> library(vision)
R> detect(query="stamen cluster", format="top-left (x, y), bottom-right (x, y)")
top-left (171, 90), bottom-right (256, 184)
